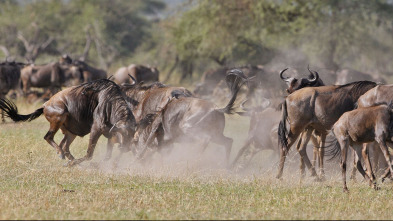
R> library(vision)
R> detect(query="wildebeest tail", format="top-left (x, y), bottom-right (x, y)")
top-left (325, 129), bottom-right (341, 161)
top-left (278, 100), bottom-right (288, 151)
top-left (217, 69), bottom-right (248, 114)
top-left (0, 98), bottom-right (43, 122)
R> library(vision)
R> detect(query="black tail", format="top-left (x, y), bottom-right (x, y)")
top-left (325, 130), bottom-right (342, 161)
top-left (277, 100), bottom-right (288, 152)
top-left (217, 69), bottom-right (248, 114)
top-left (0, 98), bottom-right (43, 122)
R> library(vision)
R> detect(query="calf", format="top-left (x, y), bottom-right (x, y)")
top-left (332, 104), bottom-right (393, 192)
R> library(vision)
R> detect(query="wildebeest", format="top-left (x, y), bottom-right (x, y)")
top-left (100, 81), bottom-right (193, 160)
top-left (0, 61), bottom-right (25, 122)
top-left (279, 67), bottom-right (324, 94)
top-left (277, 81), bottom-right (378, 179)
top-left (73, 60), bottom-right (107, 83)
top-left (135, 69), bottom-right (248, 165)
top-left (194, 65), bottom-right (285, 100)
top-left (113, 64), bottom-right (159, 85)
top-left (0, 61), bottom-right (24, 98)
top-left (21, 62), bottom-right (82, 95)
top-left (231, 67), bottom-right (326, 171)
top-left (332, 104), bottom-right (393, 192)
top-left (0, 79), bottom-right (136, 166)
top-left (352, 84), bottom-right (393, 176)
top-left (230, 100), bottom-right (279, 169)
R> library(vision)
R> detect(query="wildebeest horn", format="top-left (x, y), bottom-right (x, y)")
top-left (279, 68), bottom-right (290, 82)
top-left (107, 75), bottom-right (113, 80)
top-left (307, 65), bottom-right (319, 84)
top-left (240, 99), bottom-right (251, 112)
top-left (128, 74), bottom-right (137, 84)
top-left (109, 124), bottom-right (117, 134)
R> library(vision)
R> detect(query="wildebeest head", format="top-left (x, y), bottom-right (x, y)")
top-left (280, 67), bottom-right (323, 94)
top-left (59, 54), bottom-right (73, 65)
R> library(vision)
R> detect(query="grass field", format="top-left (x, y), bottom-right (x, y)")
top-left (1, 99), bottom-right (393, 220)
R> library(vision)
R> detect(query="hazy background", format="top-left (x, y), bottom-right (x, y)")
top-left (1, 0), bottom-right (393, 85)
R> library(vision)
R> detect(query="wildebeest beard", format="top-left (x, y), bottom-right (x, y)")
top-left (67, 79), bottom-right (135, 136)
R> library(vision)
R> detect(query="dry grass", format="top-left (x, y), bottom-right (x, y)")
top-left (1, 100), bottom-right (393, 220)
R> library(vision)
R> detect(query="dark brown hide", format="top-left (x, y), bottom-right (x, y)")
top-left (73, 60), bottom-right (107, 83)
top-left (332, 104), bottom-right (393, 192)
top-left (277, 81), bottom-right (378, 179)
top-left (136, 69), bottom-right (247, 164)
top-left (280, 68), bottom-right (324, 94)
top-left (128, 64), bottom-right (159, 84)
top-left (0, 79), bottom-right (136, 166)
top-left (21, 62), bottom-right (82, 95)
top-left (0, 61), bottom-right (24, 122)
top-left (0, 61), bottom-right (23, 98)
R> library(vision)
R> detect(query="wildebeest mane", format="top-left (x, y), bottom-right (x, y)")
top-left (335, 81), bottom-right (377, 96)
top-left (69, 79), bottom-right (131, 123)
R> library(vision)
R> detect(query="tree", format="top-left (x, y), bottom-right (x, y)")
top-left (170, 0), bottom-right (393, 81)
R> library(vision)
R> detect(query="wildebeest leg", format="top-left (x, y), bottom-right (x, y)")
top-left (296, 128), bottom-right (316, 179)
top-left (361, 143), bottom-right (377, 189)
top-left (231, 138), bottom-right (253, 169)
top-left (350, 149), bottom-right (358, 181)
top-left (60, 130), bottom-right (76, 161)
top-left (310, 134), bottom-right (318, 173)
top-left (338, 138), bottom-right (349, 192)
top-left (353, 144), bottom-right (378, 190)
top-left (376, 139), bottom-right (393, 180)
top-left (277, 130), bottom-right (302, 179)
top-left (44, 121), bottom-right (66, 159)
top-left (211, 134), bottom-right (233, 167)
top-left (68, 128), bottom-right (102, 166)
top-left (104, 136), bottom-right (117, 161)
top-left (317, 133), bottom-right (327, 180)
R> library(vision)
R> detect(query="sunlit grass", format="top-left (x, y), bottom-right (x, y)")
top-left (1, 100), bottom-right (393, 219)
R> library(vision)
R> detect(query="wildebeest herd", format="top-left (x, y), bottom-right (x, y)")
top-left (1, 55), bottom-right (393, 192)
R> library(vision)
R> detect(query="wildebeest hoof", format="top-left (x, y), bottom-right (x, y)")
top-left (64, 160), bottom-right (74, 167)
top-left (59, 153), bottom-right (65, 160)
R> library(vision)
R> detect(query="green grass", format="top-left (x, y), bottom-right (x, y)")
top-left (1, 100), bottom-right (393, 220)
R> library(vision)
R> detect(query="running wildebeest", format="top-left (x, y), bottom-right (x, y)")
top-left (277, 81), bottom-right (378, 180)
top-left (0, 79), bottom-right (136, 166)
top-left (113, 64), bottom-right (159, 85)
top-left (73, 60), bottom-right (107, 83)
top-left (332, 104), bottom-right (393, 192)
top-left (21, 61), bottom-right (82, 95)
top-left (100, 81), bottom-right (193, 160)
top-left (135, 69), bottom-right (248, 165)
top-left (194, 64), bottom-right (284, 100)
top-left (231, 67), bottom-right (325, 170)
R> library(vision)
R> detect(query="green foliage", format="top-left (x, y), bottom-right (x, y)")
top-left (0, 0), bottom-right (166, 67)
top-left (171, 0), bottom-right (393, 78)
